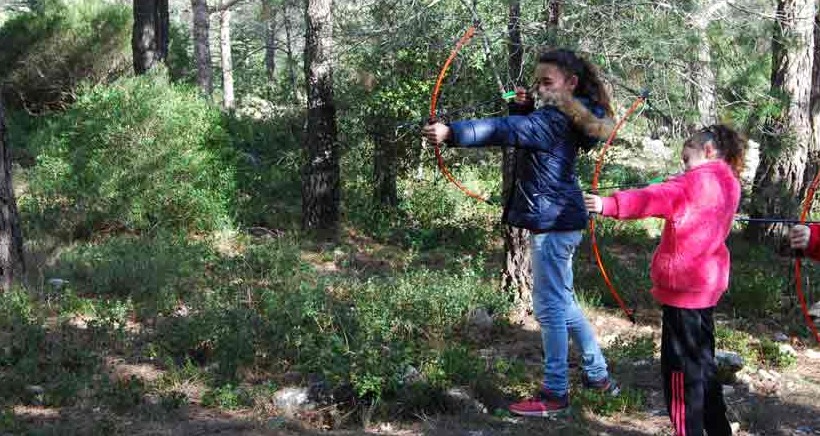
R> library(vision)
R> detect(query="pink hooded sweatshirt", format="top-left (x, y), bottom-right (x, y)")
top-left (600, 160), bottom-right (741, 309)
top-left (804, 224), bottom-right (820, 261)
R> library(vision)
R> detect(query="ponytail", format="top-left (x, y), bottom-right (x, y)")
top-left (688, 124), bottom-right (747, 176)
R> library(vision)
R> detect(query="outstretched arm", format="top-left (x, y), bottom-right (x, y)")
top-left (421, 91), bottom-right (614, 149)
top-left (584, 178), bottom-right (686, 221)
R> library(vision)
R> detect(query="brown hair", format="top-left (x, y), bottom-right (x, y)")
top-left (538, 49), bottom-right (614, 117)
top-left (686, 124), bottom-right (747, 176)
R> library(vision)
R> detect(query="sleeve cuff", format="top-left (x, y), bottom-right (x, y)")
top-left (600, 196), bottom-right (618, 217)
top-left (807, 224), bottom-right (820, 260)
top-left (508, 101), bottom-right (534, 115)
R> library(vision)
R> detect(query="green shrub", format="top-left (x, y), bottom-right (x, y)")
top-left (605, 333), bottom-right (656, 363)
top-left (223, 112), bottom-right (303, 229)
top-left (49, 234), bottom-right (215, 317)
top-left (21, 73), bottom-right (239, 237)
top-left (0, 0), bottom-right (131, 112)
top-left (758, 338), bottom-right (797, 369)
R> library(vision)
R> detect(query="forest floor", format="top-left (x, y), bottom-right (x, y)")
top-left (11, 307), bottom-right (820, 436)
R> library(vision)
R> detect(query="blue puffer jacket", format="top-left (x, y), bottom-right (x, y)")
top-left (448, 99), bottom-right (605, 232)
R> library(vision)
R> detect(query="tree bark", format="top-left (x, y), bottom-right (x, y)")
top-left (689, 1), bottom-right (727, 127)
top-left (302, 0), bottom-right (339, 235)
top-left (132, 0), bottom-right (169, 74)
top-left (219, 3), bottom-right (235, 110)
top-left (747, 0), bottom-right (816, 244)
top-left (284, 4), bottom-right (299, 99)
top-left (502, 0), bottom-right (532, 316)
top-left (545, 0), bottom-right (561, 28)
top-left (0, 99), bottom-right (25, 292)
top-left (811, 8), bottom-right (820, 158)
top-left (192, 0), bottom-right (213, 96)
top-left (263, 1), bottom-right (278, 83)
top-left (372, 130), bottom-right (397, 207)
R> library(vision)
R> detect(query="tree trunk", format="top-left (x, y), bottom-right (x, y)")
top-left (132, 0), bottom-right (169, 74)
top-left (192, 0), bottom-right (213, 96)
top-left (156, 0), bottom-right (169, 61)
top-left (691, 29), bottom-right (717, 126)
top-left (219, 3), bottom-right (235, 110)
top-left (302, 0), bottom-right (339, 235)
top-left (747, 0), bottom-right (816, 244)
top-left (284, 5), bottom-right (299, 99)
top-left (545, 0), bottom-right (560, 28)
top-left (0, 100), bottom-right (25, 292)
top-left (689, 1), bottom-right (726, 127)
top-left (503, 0), bottom-right (532, 316)
top-left (372, 130), bottom-right (397, 207)
top-left (263, 1), bottom-right (278, 83)
top-left (811, 8), bottom-right (820, 158)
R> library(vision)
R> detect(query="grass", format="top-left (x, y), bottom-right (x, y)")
top-left (5, 148), bottom-right (809, 431)
top-left (1, 70), bottom-right (814, 435)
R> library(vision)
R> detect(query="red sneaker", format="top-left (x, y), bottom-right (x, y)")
top-left (508, 389), bottom-right (570, 417)
top-left (583, 375), bottom-right (621, 396)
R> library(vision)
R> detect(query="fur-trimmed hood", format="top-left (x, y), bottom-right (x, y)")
top-left (536, 91), bottom-right (615, 141)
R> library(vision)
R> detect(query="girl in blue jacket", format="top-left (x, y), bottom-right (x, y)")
top-left (422, 49), bottom-right (618, 416)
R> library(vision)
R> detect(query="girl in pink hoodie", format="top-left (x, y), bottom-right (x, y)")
top-left (584, 124), bottom-right (745, 436)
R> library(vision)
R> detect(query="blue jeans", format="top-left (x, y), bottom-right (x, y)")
top-left (531, 231), bottom-right (609, 396)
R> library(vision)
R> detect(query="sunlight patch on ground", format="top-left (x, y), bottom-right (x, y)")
top-left (12, 405), bottom-right (60, 419)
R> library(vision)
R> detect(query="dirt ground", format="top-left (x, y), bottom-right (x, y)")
top-left (11, 307), bottom-right (820, 436)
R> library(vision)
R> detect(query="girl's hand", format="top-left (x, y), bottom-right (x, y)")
top-left (421, 122), bottom-right (451, 145)
top-left (584, 193), bottom-right (603, 214)
top-left (790, 224), bottom-right (811, 250)
top-left (514, 86), bottom-right (531, 105)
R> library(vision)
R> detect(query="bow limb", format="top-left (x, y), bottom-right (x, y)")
top-left (429, 25), bottom-right (493, 203)
top-left (588, 94), bottom-right (647, 323)
top-left (795, 169), bottom-right (820, 344)
top-left (458, 0), bottom-right (510, 98)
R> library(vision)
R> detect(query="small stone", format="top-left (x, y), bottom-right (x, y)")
top-left (477, 348), bottom-right (495, 359)
top-left (466, 308), bottom-right (493, 334)
top-left (47, 278), bottom-right (68, 290)
top-left (444, 387), bottom-right (487, 415)
top-left (402, 365), bottom-right (422, 384)
top-left (737, 372), bottom-right (753, 385)
top-left (716, 350), bottom-right (744, 383)
top-left (773, 332), bottom-right (789, 342)
top-left (778, 344), bottom-right (798, 357)
top-left (716, 350), bottom-right (744, 370)
top-left (25, 385), bottom-right (45, 395)
top-left (273, 387), bottom-right (312, 411)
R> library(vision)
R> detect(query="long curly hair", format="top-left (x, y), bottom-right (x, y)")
top-left (538, 49), bottom-right (614, 117)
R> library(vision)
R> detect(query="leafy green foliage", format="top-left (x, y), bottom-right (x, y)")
top-left (716, 325), bottom-right (796, 370)
top-left (223, 110), bottom-right (303, 229)
top-left (0, 0), bottom-right (131, 112)
top-left (201, 383), bottom-right (253, 410)
top-left (49, 234), bottom-right (215, 317)
top-left (21, 73), bottom-right (239, 238)
top-left (573, 386), bottom-right (645, 417)
top-left (605, 333), bottom-right (657, 363)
